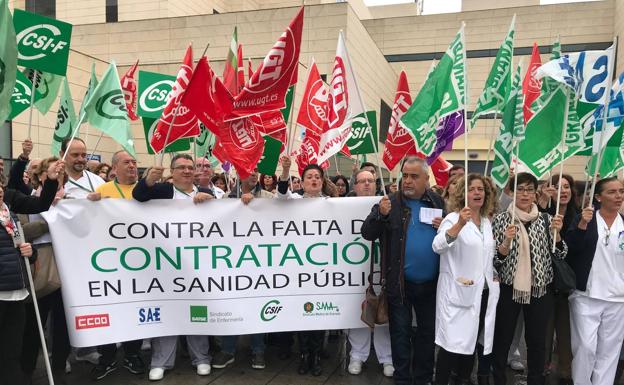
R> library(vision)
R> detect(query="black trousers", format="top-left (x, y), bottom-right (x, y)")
top-left (388, 280), bottom-right (437, 385)
top-left (435, 289), bottom-right (489, 385)
top-left (492, 284), bottom-right (554, 385)
top-left (98, 339), bottom-right (142, 365)
top-left (297, 330), bottom-right (324, 355)
top-left (0, 299), bottom-right (26, 385)
top-left (21, 289), bottom-right (70, 374)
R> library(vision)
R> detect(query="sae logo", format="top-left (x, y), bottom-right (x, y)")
top-left (138, 307), bottom-right (161, 325)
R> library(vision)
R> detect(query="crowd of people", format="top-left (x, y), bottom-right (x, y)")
top-left (1, 137), bottom-right (623, 385)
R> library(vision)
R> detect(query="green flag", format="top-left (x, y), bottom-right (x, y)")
top-left (82, 62), bottom-right (136, 157)
top-left (0, 0), bottom-right (17, 122)
top-left (51, 77), bottom-right (77, 156)
top-left (491, 63), bottom-right (524, 189)
top-left (400, 25), bottom-right (466, 156)
top-left (471, 15), bottom-right (515, 127)
top-left (346, 111), bottom-right (378, 155)
top-left (8, 69), bottom-right (42, 120)
top-left (586, 124), bottom-right (624, 178)
top-left (79, 63), bottom-right (98, 120)
top-left (143, 118), bottom-right (189, 154)
top-left (517, 86), bottom-right (567, 178)
top-left (193, 123), bottom-right (218, 166)
top-left (257, 136), bottom-right (283, 175)
top-left (281, 85), bottom-right (295, 124)
top-left (22, 68), bottom-right (62, 114)
top-left (13, 9), bottom-right (72, 76)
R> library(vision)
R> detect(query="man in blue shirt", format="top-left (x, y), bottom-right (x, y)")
top-left (362, 156), bottom-right (445, 385)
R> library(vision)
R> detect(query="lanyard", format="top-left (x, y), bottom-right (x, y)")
top-left (174, 186), bottom-right (194, 198)
top-left (68, 173), bottom-right (94, 193)
top-left (113, 179), bottom-right (135, 199)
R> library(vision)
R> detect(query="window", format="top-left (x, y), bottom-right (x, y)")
top-left (106, 0), bottom-right (118, 23)
top-left (379, 99), bottom-right (391, 143)
top-left (25, 0), bottom-right (55, 18)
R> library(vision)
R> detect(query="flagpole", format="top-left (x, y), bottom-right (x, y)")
top-left (26, 69), bottom-right (38, 140)
top-left (511, 139), bottom-right (520, 225)
top-left (340, 31), bottom-right (386, 195)
top-left (333, 154), bottom-right (340, 175)
top-left (588, 36), bottom-right (618, 206)
top-left (461, 21), bottom-right (469, 200)
top-left (158, 104), bottom-right (180, 166)
top-left (286, 62), bottom-right (303, 156)
top-left (553, 88), bottom-right (570, 251)
top-left (484, 115), bottom-right (498, 175)
top-left (61, 112), bottom-right (87, 161)
top-left (90, 131), bottom-right (105, 161)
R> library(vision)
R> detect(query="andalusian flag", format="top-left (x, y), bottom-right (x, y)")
top-left (223, 27), bottom-right (239, 95)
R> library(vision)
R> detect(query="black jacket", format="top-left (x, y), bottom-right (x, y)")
top-left (132, 178), bottom-right (213, 201)
top-left (361, 190), bottom-right (445, 300)
top-left (7, 155), bottom-right (33, 196)
top-left (0, 179), bottom-right (56, 292)
top-left (564, 212), bottom-right (618, 292)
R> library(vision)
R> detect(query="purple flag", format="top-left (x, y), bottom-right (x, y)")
top-left (222, 161), bottom-right (232, 173)
top-left (426, 111), bottom-right (465, 165)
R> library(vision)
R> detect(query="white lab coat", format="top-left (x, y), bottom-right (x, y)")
top-left (432, 212), bottom-right (500, 355)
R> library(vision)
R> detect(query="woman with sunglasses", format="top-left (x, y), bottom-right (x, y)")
top-left (566, 177), bottom-right (624, 385)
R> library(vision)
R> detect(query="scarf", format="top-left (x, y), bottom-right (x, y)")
top-left (506, 203), bottom-right (539, 304)
top-left (0, 202), bottom-right (15, 237)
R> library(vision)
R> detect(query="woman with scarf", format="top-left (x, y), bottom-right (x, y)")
top-left (491, 172), bottom-right (566, 385)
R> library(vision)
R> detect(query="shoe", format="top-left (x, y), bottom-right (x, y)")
top-left (297, 353), bottom-right (310, 375)
top-left (149, 367), bottom-right (165, 381)
top-left (90, 360), bottom-right (118, 381)
top-left (211, 351), bottom-right (235, 369)
top-left (309, 353), bottom-right (322, 377)
top-left (383, 363), bottom-right (395, 377)
top-left (65, 360), bottom-right (72, 374)
top-left (197, 363), bottom-right (211, 376)
top-left (52, 369), bottom-right (68, 385)
top-left (348, 359), bottom-right (363, 375)
top-left (478, 375), bottom-right (491, 385)
top-left (75, 350), bottom-right (101, 365)
top-left (251, 352), bottom-right (266, 370)
top-left (508, 359), bottom-right (525, 371)
top-left (123, 355), bottom-right (146, 374)
top-left (141, 339), bottom-right (151, 351)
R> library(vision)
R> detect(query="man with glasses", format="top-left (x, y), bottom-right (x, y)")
top-left (195, 157), bottom-right (225, 198)
top-left (132, 154), bottom-right (214, 381)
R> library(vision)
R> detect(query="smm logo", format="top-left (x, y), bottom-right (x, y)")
top-left (260, 300), bottom-right (283, 322)
top-left (139, 80), bottom-right (174, 113)
top-left (138, 307), bottom-right (161, 324)
top-left (16, 25), bottom-right (68, 60)
top-left (190, 306), bottom-right (208, 323)
top-left (75, 314), bottom-right (110, 330)
top-left (303, 302), bottom-right (314, 313)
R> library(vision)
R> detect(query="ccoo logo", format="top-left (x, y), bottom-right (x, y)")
top-left (16, 25), bottom-right (69, 61)
top-left (139, 80), bottom-right (174, 113)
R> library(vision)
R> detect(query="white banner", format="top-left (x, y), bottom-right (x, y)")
top-left (43, 197), bottom-right (380, 347)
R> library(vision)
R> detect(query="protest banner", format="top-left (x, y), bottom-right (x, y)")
top-left (44, 197), bottom-right (379, 347)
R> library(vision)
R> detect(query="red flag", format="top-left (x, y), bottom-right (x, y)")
top-left (237, 43), bottom-right (245, 94)
top-left (120, 59), bottom-right (139, 121)
top-left (181, 56), bottom-right (233, 134)
top-left (216, 117), bottom-right (265, 180)
top-left (252, 111), bottom-right (287, 145)
top-left (230, 7), bottom-right (303, 119)
top-left (293, 61), bottom-right (330, 173)
top-left (247, 58), bottom-right (253, 80)
top-left (151, 45), bottom-right (199, 153)
top-left (522, 43), bottom-right (542, 123)
top-left (382, 71), bottom-right (414, 171)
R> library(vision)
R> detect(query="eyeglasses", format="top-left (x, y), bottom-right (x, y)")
top-left (516, 187), bottom-right (536, 194)
top-left (197, 164), bottom-right (212, 169)
top-left (356, 179), bottom-right (376, 184)
top-left (173, 166), bottom-right (195, 171)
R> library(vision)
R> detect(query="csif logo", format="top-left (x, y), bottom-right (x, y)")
top-left (12, 79), bottom-right (33, 106)
top-left (138, 307), bottom-right (161, 325)
top-left (260, 300), bottom-right (283, 322)
top-left (75, 314), bottom-right (110, 330)
top-left (139, 79), bottom-right (174, 113)
top-left (16, 24), bottom-right (69, 61)
top-left (95, 90), bottom-right (128, 120)
top-left (190, 305), bottom-right (208, 323)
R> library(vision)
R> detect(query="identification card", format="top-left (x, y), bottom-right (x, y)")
top-left (420, 208), bottom-right (443, 224)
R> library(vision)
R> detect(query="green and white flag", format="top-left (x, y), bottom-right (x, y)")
top-left (194, 123), bottom-right (218, 166)
top-left (0, 0), bottom-right (17, 122)
top-left (517, 86), bottom-right (567, 178)
top-left (491, 62), bottom-right (524, 188)
top-left (82, 62), bottom-right (136, 157)
top-left (51, 77), bottom-right (77, 156)
top-left (79, 63), bottom-right (98, 120)
top-left (8, 69), bottom-right (42, 120)
top-left (471, 15), bottom-right (515, 127)
top-left (346, 111), bottom-right (377, 155)
top-left (22, 68), bottom-right (62, 114)
top-left (400, 24), bottom-right (466, 156)
top-left (143, 117), bottom-right (189, 154)
top-left (586, 124), bottom-right (624, 178)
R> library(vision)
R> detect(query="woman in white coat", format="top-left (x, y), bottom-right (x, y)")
top-left (432, 173), bottom-right (500, 385)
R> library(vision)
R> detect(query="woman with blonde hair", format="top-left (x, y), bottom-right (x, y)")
top-left (432, 173), bottom-right (500, 385)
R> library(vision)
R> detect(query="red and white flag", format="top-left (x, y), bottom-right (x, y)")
top-left (223, 27), bottom-right (239, 96)
top-left (120, 59), bottom-right (139, 121)
top-left (247, 58), bottom-right (253, 81)
top-left (318, 31), bottom-right (367, 163)
top-left (522, 43), bottom-right (542, 123)
top-left (252, 110), bottom-right (287, 146)
top-left (382, 70), bottom-right (414, 171)
top-left (216, 117), bottom-right (265, 180)
top-left (237, 43), bottom-right (245, 95)
top-left (151, 44), bottom-right (199, 153)
top-left (229, 7), bottom-right (303, 119)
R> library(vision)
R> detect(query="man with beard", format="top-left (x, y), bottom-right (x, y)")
top-left (60, 138), bottom-right (104, 199)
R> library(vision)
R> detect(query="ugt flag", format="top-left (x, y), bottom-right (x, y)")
top-left (383, 70), bottom-right (413, 171)
top-left (120, 59), bottom-right (140, 121)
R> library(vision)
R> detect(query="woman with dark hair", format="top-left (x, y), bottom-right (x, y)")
top-left (432, 174), bottom-right (499, 385)
top-left (566, 177), bottom-right (624, 385)
top-left (491, 172), bottom-right (566, 385)
top-left (537, 174), bottom-right (579, 384)
top-left (331, 175), bottom-right (349, 197)
top-left (276, 156), bottom-right (327, 376)
top-left (260, 174), bottom-right (277, 193)
top-left (94, 163), bottom-right (111, 182)
top-left (211, 174), bottom-right (228, 194)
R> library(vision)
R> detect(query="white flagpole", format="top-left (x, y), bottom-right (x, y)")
top-left (90, 131), bottom-right (105, 160)
top-left (511, 139), bottom-right (520, 225)
top-left (553, 88), bottom-right (570, 251)
top-left (61, 112), bottom-right (87, 161)
top-left (461, 21), bottom-right (469, 200)
top-left (26, 69), bottom-right (38, 141)
top-left (588, 36), bottom-right (618, 206)
top-left (158, 104), bottom-right (180, 166)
